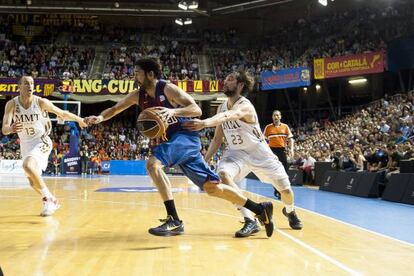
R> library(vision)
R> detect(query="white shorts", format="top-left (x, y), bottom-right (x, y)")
top-left (217, 145), bottom-right (290, 191)
top-left (20, 136), bottom-right (53, 175)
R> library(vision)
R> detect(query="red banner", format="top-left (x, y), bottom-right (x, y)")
top-left (314, 51), bottom-right (385, 79)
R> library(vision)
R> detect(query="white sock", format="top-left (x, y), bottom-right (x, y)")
top-left (236, 205), bottom-right (255, 220)
top-left (40, 187), bottom-right (54, 200)
top-left (285, 204), bottom-right (295, 213)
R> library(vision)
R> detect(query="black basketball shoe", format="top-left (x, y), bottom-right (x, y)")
top-left (148, 216), bottom-right (184, 236)
top-left (282, 207), bottom-right (303, 230)
top-left (235, 217), bottom-right (260, 238)
top-left (255, 202), bottom-right (274, 237)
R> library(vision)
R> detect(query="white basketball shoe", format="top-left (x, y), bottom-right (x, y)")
top-left (40, 197), bottom-right (61, 217)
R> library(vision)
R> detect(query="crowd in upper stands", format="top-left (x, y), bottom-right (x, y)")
top-left (211, 1), bottom-right (414, 79)
top-left (104, 44), bottom-right (199, 81)
top-left (1, 1), bottom-right (413, 81)
top-left (0, 42), bottom-right (94, 79)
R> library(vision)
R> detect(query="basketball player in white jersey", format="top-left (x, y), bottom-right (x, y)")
top-left (184, 70), bottom-right (302, 237)
top-left (2, 76), bottom-right (87, 216)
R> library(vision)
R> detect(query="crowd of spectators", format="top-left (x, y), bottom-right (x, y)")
top-left (291, 91), bottom-right (414, 183)
top-left (210, 1), bottom-right (414, 79)
top-left (104, 44), bottom-right (199, 81)
top-left (0, 41), bottom-right (95, 79)
top-left (1, 91), bottom-right (413, 178)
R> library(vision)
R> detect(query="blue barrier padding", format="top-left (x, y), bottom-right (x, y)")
top-left (109, 160), bottom-right (147, 175)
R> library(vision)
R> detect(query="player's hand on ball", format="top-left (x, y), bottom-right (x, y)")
top-left (153, 107), bottom-right (175, 122)
top-left (182, 119), bottom-right (207, 131)
top-left (11, 122), bottom-right (23, 133)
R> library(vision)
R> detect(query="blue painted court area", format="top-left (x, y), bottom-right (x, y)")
top-left (244, 178), bottom-right (414, 245)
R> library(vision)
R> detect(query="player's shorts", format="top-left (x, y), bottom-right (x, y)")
top-left (217, 145), bottom-right (290, 191)
top-left (20, 136), bottom-right (53, 175)
top-left (153, 131), bottom-right (220, 190)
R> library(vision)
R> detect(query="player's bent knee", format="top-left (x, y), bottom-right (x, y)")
top-left (218, 171), bottom-right (231, 182)
top-left (203, 181), bottom-right (222, 197)
top-left (279, 188), bottom-right (292, 195)
top-left (22, 158), bottom-right (36, 175)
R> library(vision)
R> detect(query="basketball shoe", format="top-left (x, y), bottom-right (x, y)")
top-left (40, 197), bottom-right (60, 217)
top-left (235, 217), bottom-right (260, 238)
top-left (282, 207), bottom-right (303, 230)
top-left (148, 215), bottom-right (184, 236)
top-left (255, 202), bottom-right (274, 237)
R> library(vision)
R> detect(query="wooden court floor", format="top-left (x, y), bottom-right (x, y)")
top-left (0, 175), bottom-right (413, 276)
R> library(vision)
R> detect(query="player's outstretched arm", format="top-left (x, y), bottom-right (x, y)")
top-left (183, 103), bottom-right (255, 131)
top-left (1, 100), bottom-right (22, 135)
top-left (39, 98), bottom-right (87, 128)
top-left (85, 90), bottom-right (139, 125)
top-left (204, 126), bottom-right (224, 163)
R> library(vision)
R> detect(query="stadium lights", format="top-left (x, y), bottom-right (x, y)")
top-left (178, 1), bottom-right (188, 10)
top-left (348, 78), bottom-right (367, 84)
top-left (175, 18), bottom-right (184, 25)
top-left (175, 18), bottom-right (192, 25)
top-left (188, 1), bottom-right (199, 9)
top-left (318, 0), bottom-right (335, 6)
top-left (318, 0), bottom-right (327, 6)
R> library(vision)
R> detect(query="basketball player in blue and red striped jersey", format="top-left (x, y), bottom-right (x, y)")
top-left (85, 58), bottom-right (275, 237)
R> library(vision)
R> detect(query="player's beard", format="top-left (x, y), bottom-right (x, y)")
top-left (224, 87), bottom-right (237, 97)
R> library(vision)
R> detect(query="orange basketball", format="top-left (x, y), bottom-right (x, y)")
top-left (137, 107), bottom-right (168, 139)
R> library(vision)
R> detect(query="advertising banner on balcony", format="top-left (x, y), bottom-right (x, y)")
top-left (314, 51), bottom-right (385, 79)
top-left (260, 67), bottom-right (311, 90)
top-left (0, 79), bottom-right (224, 96)
top-left (0, 78), bottom-right (57, 96)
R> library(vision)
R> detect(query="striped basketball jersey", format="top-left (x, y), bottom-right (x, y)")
top-left (138, 79), bottom-right (195, 140)
top-left (13, 96), bottom-right (51, 142)
top-left (263, 122), bottom-right (292, 148)
top-left (218, 96), bottom-right (267, 151)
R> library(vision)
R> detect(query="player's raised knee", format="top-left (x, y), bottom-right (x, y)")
top-left (203, 181), bottom-right (221, 196)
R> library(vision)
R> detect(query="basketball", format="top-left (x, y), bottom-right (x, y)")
top-left (137, 107), bottom-right (168, 139)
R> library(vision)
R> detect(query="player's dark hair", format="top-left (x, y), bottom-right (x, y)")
top-left (234, 70), bottom-right (254, 95)
top-left (135, 57), bottom-right (162, 79)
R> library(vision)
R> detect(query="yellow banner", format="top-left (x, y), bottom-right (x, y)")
top-left (193, 80), bottom-right (203, 93)
top-left (209, 81), bottom-right (219, 92)
top-left (177, 80), bottom-right (187, 92)
top-left (313, 58), bottom-right (325, 79)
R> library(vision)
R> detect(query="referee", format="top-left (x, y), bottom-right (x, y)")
top-left (264, 110), bottom-right (294, 174)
